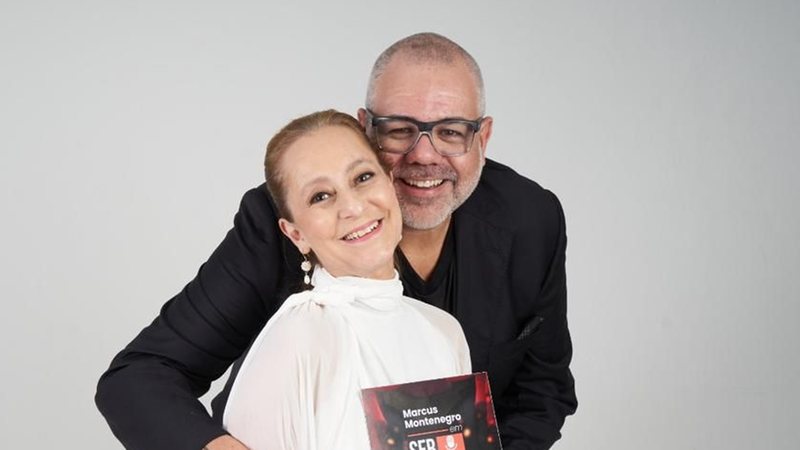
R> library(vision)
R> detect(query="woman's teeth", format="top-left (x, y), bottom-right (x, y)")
top-left (344, 221), bottom-right (380, 241)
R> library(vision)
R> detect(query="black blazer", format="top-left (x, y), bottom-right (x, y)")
top-left (96, 159), bottom-right (576, 450)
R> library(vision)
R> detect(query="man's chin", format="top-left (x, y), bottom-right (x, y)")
top-left (399, 203), bottom-right (453, 231)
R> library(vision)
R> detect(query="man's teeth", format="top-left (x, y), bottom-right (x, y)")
top-left (344, 221), bottom-right (379, 241)
top-left (405, 179), bottom-right (444, 188)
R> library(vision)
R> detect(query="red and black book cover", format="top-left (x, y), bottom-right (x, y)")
top-left (361, 373), bottom-right (502, 450)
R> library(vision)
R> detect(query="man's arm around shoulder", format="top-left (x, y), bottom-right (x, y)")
top-left (96, 186), bottom-right (286, 450)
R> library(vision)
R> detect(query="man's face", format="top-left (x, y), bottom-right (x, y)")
top-left (360, 58), bottom-right (493, 231)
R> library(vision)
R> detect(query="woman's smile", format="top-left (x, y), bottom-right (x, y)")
top-left (277, 125), bottom-right (402, 280)
top-left (342, 219), bottom-right (383, 242)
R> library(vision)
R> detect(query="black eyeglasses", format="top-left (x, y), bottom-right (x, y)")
top-left (366, 109), bottom-right (484, 157)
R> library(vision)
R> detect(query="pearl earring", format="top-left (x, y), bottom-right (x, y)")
top-left (301, 254), bottom-right (312, 285)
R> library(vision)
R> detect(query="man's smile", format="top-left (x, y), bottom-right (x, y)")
top-left (401, 178), bottom-right (445, 189)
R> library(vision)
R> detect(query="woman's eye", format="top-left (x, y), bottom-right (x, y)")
top-left (356, 172), bottom-right (375, 184)
top-left (309, 192), bottom-right (331, 204)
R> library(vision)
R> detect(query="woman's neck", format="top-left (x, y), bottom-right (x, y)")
top-left (323, 263), bottom-right (396, 281)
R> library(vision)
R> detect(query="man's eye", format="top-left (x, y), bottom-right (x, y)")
top-left (309, 192), bottom-right (331, 204)
top-left (438, 128), bottom-right (466, 138)
top-left (356, 172), bottom-right (375, 184)
top-left (386, 127), bottom-right (415, 137)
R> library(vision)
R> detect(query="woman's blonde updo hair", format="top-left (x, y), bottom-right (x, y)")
top-left (264, 109), bottom-right (389, 220)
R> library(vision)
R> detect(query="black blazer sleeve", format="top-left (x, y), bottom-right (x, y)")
top-left (95, 186), bottom-right (288, 450)
top-left (497, 189), bottom-right (577, 449)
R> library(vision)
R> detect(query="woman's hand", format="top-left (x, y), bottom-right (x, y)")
top-left (204, 434), bottom-right (250, 450)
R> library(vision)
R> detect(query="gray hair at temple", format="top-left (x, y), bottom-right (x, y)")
top-left (365, 32), bottom-right (486, 116)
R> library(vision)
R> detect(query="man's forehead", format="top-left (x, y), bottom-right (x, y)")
top-left (374, 99), bottom-right (478, 122)
top-left (371, 61), bottom-right (480, 119)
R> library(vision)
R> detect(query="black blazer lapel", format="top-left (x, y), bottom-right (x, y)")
top-left (453, 193), bottom-right (513, 373)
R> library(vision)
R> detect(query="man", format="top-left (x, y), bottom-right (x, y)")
top-left (96, 33), bottom-right (577, 450)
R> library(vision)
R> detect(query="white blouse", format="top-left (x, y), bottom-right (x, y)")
top-left (223, 267), bottom-right (471, 450)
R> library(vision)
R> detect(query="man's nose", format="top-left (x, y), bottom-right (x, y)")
top-left (404, 132), bottom-right (441, 164)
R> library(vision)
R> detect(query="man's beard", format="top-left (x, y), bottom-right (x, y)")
top-left (393, 164), bottom-right (482, 231)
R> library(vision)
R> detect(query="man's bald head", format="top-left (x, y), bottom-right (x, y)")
top-left (365, 32), bottom-right (486, 115)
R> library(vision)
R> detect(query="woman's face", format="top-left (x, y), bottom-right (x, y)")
top-left (278, 125), bottom-right (402, 280)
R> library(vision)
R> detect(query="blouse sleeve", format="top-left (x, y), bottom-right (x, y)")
top-left (458, 329), bottom-right (473, 374)
top-left (223, 303), bottom-right (339, 450)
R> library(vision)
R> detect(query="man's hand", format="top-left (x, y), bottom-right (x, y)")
top-left (204, 434), bottom-right (249, 450)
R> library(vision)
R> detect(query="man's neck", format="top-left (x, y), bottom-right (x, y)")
top-left (398, 216), bottom-right (451, 282)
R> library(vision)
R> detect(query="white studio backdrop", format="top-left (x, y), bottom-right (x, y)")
top-left (1, 1), bottom-right (798, 449)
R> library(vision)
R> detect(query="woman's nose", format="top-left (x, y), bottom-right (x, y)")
top-left (337, 190), bottom-right (365, 218)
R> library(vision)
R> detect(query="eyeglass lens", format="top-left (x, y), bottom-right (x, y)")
top-left (375, 119), bottom-right (476, 156)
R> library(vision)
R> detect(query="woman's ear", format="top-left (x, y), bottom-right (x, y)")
top-left (278, 218), bottom-right (310, 255)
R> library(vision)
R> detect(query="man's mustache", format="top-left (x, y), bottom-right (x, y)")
top-left (392, 165), bottom-right (457, 181)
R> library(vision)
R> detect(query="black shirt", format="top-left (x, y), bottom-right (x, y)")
top-left (396, 222), bottom-right (458, 315)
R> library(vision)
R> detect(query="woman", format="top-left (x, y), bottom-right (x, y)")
top-left (222, 110), bottom-right (471, 449)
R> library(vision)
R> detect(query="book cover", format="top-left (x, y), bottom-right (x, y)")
top-left (361, 372), bottom-right (502, 450)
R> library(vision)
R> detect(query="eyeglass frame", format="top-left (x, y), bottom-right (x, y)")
top-left (365, 108), bottom-right (485, 157)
